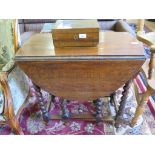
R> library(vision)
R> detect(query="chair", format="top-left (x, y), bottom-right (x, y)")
top-left (131, 19), bottom-right (155, 126)
top-left (0, 19), bottom-right (29, 134)
top-left (136, 19), bottom-right (155, 79)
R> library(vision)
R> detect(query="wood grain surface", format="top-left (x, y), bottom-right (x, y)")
top-left (16, 31), bottom-right (144, 58)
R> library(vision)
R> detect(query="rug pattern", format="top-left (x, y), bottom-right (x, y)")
top-left (0, 79), bottom-right (154, 135)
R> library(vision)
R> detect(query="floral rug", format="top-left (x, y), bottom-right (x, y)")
top-left (0, 78), bottom-right (155, 135)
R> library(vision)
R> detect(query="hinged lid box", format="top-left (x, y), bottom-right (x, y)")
top-left (52, 20), bottom-right (99, 47)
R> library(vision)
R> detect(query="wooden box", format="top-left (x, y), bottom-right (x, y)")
top-left (52, 20), bottom-right (99, 47)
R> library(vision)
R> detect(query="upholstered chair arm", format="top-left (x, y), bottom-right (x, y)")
top-left (115, 20), bottom-right (136, 36)
top-left (2, 59), bottom-right (15, 72)
top-left (0, 20), bottom-right (16, 72)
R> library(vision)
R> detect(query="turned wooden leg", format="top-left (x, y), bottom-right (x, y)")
top-left (148, 51), bottom-right (155, 79)
top-left (115, 79), bottom-right (132, 128)
top-left (131, 90), bottom-right (150, 127)
top-left (61, 99), bottom-right (71, 118)
top-left (94, 98), bottom-right (104, 122)
top-left (34, 84), bottom-right (50, 123)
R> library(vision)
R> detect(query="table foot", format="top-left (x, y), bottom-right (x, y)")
top-left (94, 98), bottom-right (104, 122)
top-left (115, 79), bottom-right (132, 128)
top-left (61, 99), bottom-right (71, 119)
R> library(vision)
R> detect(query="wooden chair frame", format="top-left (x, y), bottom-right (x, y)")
top-left (136, 19), bottom-right (155, 79)
top-left (131, 19), bottom-right (155, 126)
top-left (0, 20), bottom-right (28, 134)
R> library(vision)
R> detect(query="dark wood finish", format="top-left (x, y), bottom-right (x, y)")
top-left (33, 84), bottom-right (50, 122)
top-left (15, 32), bottom-right (145, 101)
top-left (48, 113), bottom-right (115, 123)
top-left (52, 20), bottom-right (99, 47)
top-left (94, 98), bottom-right (104, 122)
top-left (61, 99), bottom-right (71, 118)
top-left (115, 79), bottom-right (132, 128)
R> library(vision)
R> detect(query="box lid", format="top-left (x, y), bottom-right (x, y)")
top-left (53, 20), bottom-right (100, 33)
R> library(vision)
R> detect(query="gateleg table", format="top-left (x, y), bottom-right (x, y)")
top-left (15, 31), bottom-right (145, 126)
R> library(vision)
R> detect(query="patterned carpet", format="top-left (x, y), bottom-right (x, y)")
top-left (0, 78), bottom-right (155, 135)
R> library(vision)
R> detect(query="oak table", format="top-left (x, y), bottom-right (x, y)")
top-left (15, 31), bottom-right (145, 126)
